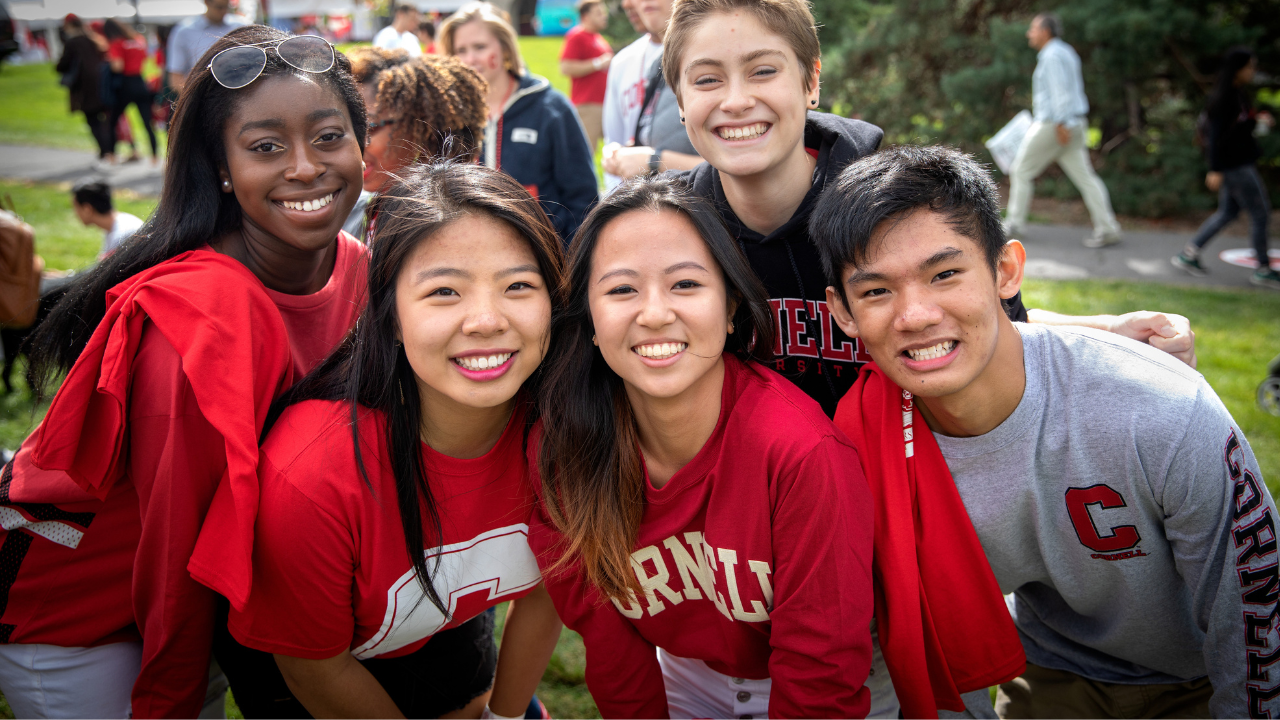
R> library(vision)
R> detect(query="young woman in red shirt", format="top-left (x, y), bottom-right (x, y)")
top-left (530, 174), bottom-right (875, 718)
top-left (221, 163), bottom-right (565, 718)
top-left (102, 18), bottom-right (158, 164)
top-left (0, 27), bottom-right (368, 718)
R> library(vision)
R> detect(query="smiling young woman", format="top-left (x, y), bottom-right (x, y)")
top-left (0, 26), bottom-right (368, 719)
top-left (216, 163), bottom-right (566, 719)
top-left (530, 174), bottom-right (874, 718)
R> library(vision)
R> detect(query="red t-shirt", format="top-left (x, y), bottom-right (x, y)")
top-left (108, 37), bottom-right (147, 76)
top-left (560, 25), bottom-right (610, 105)
top-left (0, 233), bottom-right (366, 718)
top-left (529, 355), bottom-right (875, 719)
top-left (230, 400), bottom-right (542, 660)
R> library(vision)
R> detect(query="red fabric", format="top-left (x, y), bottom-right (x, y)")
top-left (530, 356), bottom-right (874, 719)
top-left (560, 26), bottom-right (609, 105)
top-left (229, 400), bottom-right (542, 660)
top-left (832, 363), bottom-right (1025, 719)
top-left (108, 37), bottom-right (146, 76)
top-left (0, 236), bottom-right (366, 717)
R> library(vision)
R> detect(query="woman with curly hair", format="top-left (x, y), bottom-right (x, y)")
top-left (343, 51), bottom-right (489, 239)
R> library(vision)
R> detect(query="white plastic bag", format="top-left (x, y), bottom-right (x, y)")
top-left (985, 110), bottom-right (1033, 175)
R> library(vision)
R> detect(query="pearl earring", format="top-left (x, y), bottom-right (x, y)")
top-left (222, 180), bottom-right (231, 189)
top-left (680, 116), bottom-right (685, 124)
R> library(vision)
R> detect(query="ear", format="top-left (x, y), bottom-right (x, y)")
top-left (806, 60), bottom-right (821, 107)
top-left (726, 292), bottom-right (740, 325)
top-left (997, 239), bottom-right (1026, 300)
top-left (825, 285), bottom-right (859, 338)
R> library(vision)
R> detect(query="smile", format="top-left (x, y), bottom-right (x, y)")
top-left (905, 341), bottom-right (957, 361)
top-left (634, 342), bottom-right (687, 360)
top-left (277, 192), bottom-right (336, 212)
top-left (716, 123), bottom-right (769, 141)
top-left (453, 352), bottom-right (513, 371)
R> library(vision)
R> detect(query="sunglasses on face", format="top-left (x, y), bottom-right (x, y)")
top-left (207, 34), bottom-right (335, 90)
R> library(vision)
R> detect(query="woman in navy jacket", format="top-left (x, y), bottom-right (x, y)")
top-left (441, 2), bottom-right (599, 242)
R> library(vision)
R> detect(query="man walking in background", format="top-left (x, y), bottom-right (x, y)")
top-left (165, 0), bottom-right (247, 94)
top-left (373, 4), bottom-right (423, 56)
top-left (559, 0), bottom-right (612, 151)
top-left (1005, 13), bottom-right (1122, 249)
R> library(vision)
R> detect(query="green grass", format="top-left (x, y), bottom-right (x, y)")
top-left (2, 180), bottom-right (157, 271)
top-left (0, 60), bottom-right (167, 155)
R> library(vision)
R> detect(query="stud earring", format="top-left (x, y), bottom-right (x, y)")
top-left (810, 99), bottom-right (817, 106)
top-left (592, 335), bottom-right (598, 346)
top-left (680, 116), bottom-right (685, 124)
top-left (222, 179), bottom-right (231, 189)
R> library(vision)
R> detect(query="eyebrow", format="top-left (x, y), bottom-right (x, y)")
top-left (844, 246), bottom-right (966, 286)
top-left (413, 267), bottom-right (471, 284)
top-left (665, 261), bottom-right (709, 274)
top-left (238, 108), bottom-right (344, 137)
top-left (307, 108), bottom-right (344, 124)
top-left (596, 268), bottom-right (639, 284)
top-left (497, 264), bottom-right (541, 277)
top-left (684, 48), bottom-right (787, 76)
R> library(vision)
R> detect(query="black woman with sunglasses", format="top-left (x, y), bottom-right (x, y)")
top-left (0, 26), bottom-right (367, 718)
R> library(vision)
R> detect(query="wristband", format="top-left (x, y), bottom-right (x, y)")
top-left (481, 705), bottom-right (521, 720)
top-left (648, 150), bottom-right (663, 174)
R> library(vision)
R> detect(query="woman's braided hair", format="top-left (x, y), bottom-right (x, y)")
top-left (374, 55), bottom-right (489, 163)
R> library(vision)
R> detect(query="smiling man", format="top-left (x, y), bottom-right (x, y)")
top-left (810, 145), bottom-right (1278, 719)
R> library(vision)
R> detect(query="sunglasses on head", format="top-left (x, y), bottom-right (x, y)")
top-left (207, 34), bottom-right (335, 90)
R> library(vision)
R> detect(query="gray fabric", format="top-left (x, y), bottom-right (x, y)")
top-left (646, 84), bottom-right (697, 158)
top-left (933, 323), bottom-right (1276, 718)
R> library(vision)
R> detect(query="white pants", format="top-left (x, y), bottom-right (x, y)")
top-left (1006, 121), bottom-right (1120, 238)
top-left (658, 647), bottom-right (771, 719)
top-left (0, 642), bottom-right (228, 719)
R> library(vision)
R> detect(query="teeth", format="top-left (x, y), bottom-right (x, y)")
top-left (454, 352), bottom-right (512, 371)
top-left (634, 342), bottom-right (687, 360)
top-left (717, 123), bottom-right (768, 141)
top-left (281, 193), bottom-right (335, 212)
top-left (906, 341), bottom-right (956, 361)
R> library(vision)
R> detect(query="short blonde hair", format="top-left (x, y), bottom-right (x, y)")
top-left (439, 2), bottom-right (526, 77)
top-left (663, 0), bottom-right (820, 104)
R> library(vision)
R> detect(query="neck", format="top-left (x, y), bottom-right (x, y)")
top-left (93, 210), bottom-right (115, 231)
top-left (720, 139), bottom-right (815, 236)
top-left (486, 72), bottom-right (515, 118)
top-left (213, 224), bottom-right (337, 295)
top-left (205, 11), bottom-right (223, 23)
top-left (917, 316), bottom-right (1026, 438)
top-left (420, 394), bottom-right (513, 459)
top-left (626, 357), bottom-right (725, 488)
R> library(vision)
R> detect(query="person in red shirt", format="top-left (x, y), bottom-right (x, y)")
top-left (0, 28), bottom-right (368, 719)
top-left (530, 174), bottom-right (874, 718)
top-left (558, 0), bottom-right (612, 150)
top-left (103, 19), bottom-right (159, 164)
top-left (221, 163), bottom-right (565, 718)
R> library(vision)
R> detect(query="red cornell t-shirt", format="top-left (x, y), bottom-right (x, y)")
top-left (529, 355), bottom-right (875, 719)
top-left (560, 25), bottom-right (610, 105)
top-left (0, 233), bottom-right (367, 717)
top-left (230, 401), bottom-right (542, 660)
top-left (108, 37), bottom-right (147, 76)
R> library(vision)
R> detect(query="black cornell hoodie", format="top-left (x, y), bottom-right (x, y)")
top-left (680, 111), bottom-right (1027, 417)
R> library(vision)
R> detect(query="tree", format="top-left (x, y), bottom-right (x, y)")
top-left (814, 0), bottom-right (1280, 217)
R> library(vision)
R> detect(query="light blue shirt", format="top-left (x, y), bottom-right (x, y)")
top-left (166, 14), bottom-right (250, 76)
top-left (1032, 37), bottom-right (1089, 127)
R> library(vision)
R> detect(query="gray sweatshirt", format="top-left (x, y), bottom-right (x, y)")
top-left (929, 323), bottom-right (1276, 718)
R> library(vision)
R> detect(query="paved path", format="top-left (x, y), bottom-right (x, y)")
top-left (0, 143), bottom-right (164, 197)
top-left (0, 143), bottom-right (1275, 290)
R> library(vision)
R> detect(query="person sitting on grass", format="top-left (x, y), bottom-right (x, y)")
top-left (71, 178), bottom-right (143, 259)
top-left (813, 144), bottom-right (1277, 719)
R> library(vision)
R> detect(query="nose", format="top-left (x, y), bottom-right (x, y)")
top-left (636, 287), bottom-right (676, 330)
top-left (892, 287), bottom-right (945, 335)
top-left (461, 291), bottom-right (510, 336)
top-left (284, 142), bottom-right (323, 184)
top-left (719, 76), bottom-right (755, 116)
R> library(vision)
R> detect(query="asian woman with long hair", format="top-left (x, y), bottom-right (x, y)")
top-left (531, 174), bottom-right (874, 718)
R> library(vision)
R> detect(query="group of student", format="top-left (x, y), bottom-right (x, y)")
top-left (0, 0), bottom-right (1272, 719)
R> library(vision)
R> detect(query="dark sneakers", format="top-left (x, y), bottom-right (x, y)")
top-left (1171, 253), bottom-right (1209, 277)
top-left (1252, 267), bottom-right (1280, 290)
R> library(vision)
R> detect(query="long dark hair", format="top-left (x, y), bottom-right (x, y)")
top-left (536, 174), bottom-right (775, 601)
top-left (26, 25), bottom-right (368, 399)
top-left (269, 163), bottom-right (565, 615)
top-left (1210, 46), bottom-right (1255, 113)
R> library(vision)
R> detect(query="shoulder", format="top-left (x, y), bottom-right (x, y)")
top-left (807, 111), bottom-right (884, 160)
top-left (1022, 323), bottom-right (1205, 409)
top-left (672, 163), bottom-right (715, 197)
top-left (263, 400), bottom-right (380, 481)
top-left (724, 357), bottom-right (849, 455)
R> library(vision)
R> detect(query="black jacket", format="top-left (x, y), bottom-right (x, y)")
top-left (680, 111), bottom-right (1026, 416)
top-left (1206, 88), bottom-right (1262, 172)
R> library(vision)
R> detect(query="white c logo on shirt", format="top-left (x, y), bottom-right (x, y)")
top-left (352, 523), bottom-right (542, 659)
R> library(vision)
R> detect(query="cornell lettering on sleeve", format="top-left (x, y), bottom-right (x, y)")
top-left (1226, 430), bottom-right (1280, 717)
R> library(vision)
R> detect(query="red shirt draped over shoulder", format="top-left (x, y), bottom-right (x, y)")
top-left (0, 233), bottom-right (366, 718)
